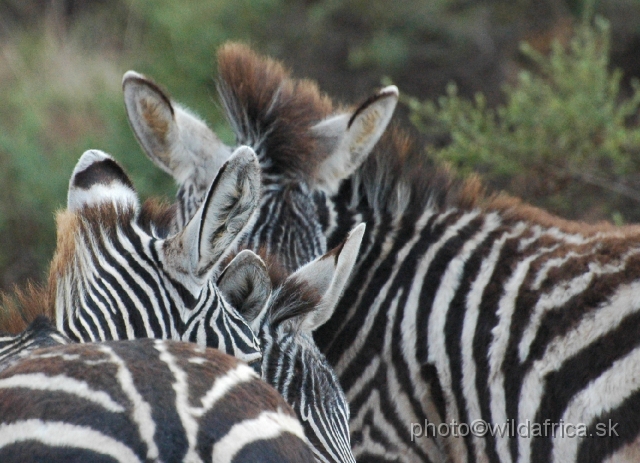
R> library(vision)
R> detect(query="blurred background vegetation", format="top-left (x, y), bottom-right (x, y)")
top-left (0, 0), bottom-right (639, 293)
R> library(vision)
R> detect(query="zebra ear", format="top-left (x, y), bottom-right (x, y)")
top-left (163, 146), bottom-right (261, 281)
top-left (123, 70), bottom-right (232, 188)
top-left (291, 223), bottom-right (365, 332)
top-left (311, 86), bottom-right (398, 194)
top-left (218, 250), bottom-right (272, 332)
top-left (67, 150), bottom-right (139, 212)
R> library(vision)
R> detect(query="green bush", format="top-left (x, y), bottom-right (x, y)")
top-left (405, 12), bottom-right (640, 222)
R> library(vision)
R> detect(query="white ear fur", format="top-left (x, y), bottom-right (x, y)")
top-left (312, 86), bottom-right (398, 194)
top-left (67, 150), bottom-right (139, 212)
top-left (123, 70), bottom-right (232, 186)
top-left (162, 146), bottom-right (261, 282)
top-left (291, 223), bottom-right (365, 331)
top-left (218, 250), bottom-right (272, 333)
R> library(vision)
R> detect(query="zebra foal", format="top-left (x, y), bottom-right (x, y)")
top-left (2, 146), bottom-right (361, 462)
top-left (1, 230), bottom-right (363, 462)
top-left (124, 43), bottom-right (640, 463)
top-left (0, 317), bottom-right (314, 462)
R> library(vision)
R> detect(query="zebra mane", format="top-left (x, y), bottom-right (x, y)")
top-left (351, 125), bottom-right (633, 235)
top-left (0, 198), bottom-right (179, 336)
top-left (0, 199), bottom-right (174, 335)
top-left (216, 42), bottom-right (484, 221)
top-left (216, 45), bottom-right (614, 233)
top-left (216, 42), bottom-right (334, 183)
top-left (136, 197), bottom-right (177, 238)
top-left (348, 123), bottom-right (484, 221)
top-left (0, 283), bottom-right (51, 335)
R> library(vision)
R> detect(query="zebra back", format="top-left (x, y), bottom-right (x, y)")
top-left (0, 321), bottom-right (314, 462)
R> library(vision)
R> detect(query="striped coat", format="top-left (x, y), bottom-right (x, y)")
top-left (121, 44), bottom-right (640, 462)
top-left (2, 147), bottom-right (360, 462)
top-left (0, 317), bottom-right (314, 462)
top-left (50, 148), bottom-right (263, 367)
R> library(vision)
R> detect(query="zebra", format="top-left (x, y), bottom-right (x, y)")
top-left (50, 147), bottom-right (263, 367)
top-left (0, 316), bottom-right (314, 462)
top-left (219, 222), bottom-right (365, 463)
top-left (10, 146), bottom-right (363, 461)
top-left (123, 43), bottom-right (640, 462)
top-left (0, 237), bottom-right (363, 462)
top-left (123, 45), bottom-right (393, 273)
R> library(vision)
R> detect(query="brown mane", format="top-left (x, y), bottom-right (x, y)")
top-left (0, 283), bottom-right (51, 335)
top-left (350, 121), bottom-right (640, 237)
top-left (217, 42), bottom-right (335, 182)
top-left (1, 199), bottom-right (176, 335)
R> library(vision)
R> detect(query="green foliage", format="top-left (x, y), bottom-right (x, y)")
top-left (305, 0), bottom-right (488, 72)
top-left (0, 0), bottom-right (300, 290)
top-left (406, 13), bottom-right (640, 221)
top-left (0, 17), bottom-right (173, 288)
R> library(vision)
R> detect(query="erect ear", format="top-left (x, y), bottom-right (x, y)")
top-left (67, 150), bottom-right (139, 212)
top-left (218, 250), bottom-right (272, 332)
top-left (290, 223), bottom-right (365, 332)
top-left (162, 146), bottom-right (261, 282)
top-left (311, 86), bottom-right (398, 194)
top-left (123, 70), bottom-right (232, 186)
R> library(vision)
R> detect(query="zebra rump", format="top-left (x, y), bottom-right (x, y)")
top-left (0, 317), bottom-right (314, 463)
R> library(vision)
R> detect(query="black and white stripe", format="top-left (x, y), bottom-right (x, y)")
top-left (43, 147), bottom-right (362, 461)
top-left (53, 148), bottom-right (263, 366)
top-left (3, 236), bottom-right (362, 463)
top-left (219, 225), bottom-right (365, 463)
top-left (0, 317), bottom-right (314, 462)
top-left (125, 45), bottom-right (640, 462)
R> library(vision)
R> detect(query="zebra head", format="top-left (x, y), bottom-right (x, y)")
top-left (122, 70), bottom-right (233, 235)
top-left (219, 224), bottom-right (365, 463)
top-left (123, 43), bottom-right (397, 272)
top-left (51, 148), bottom-right (263, 366)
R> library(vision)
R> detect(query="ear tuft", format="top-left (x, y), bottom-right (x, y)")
top-left (67, 150), bottom-right (138, 212)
